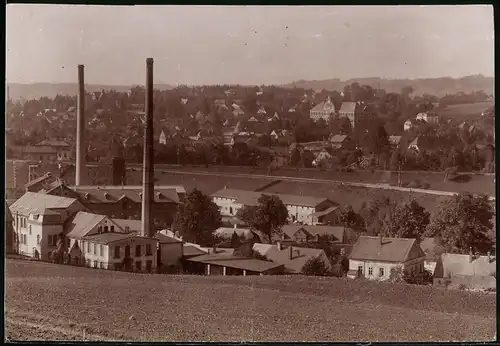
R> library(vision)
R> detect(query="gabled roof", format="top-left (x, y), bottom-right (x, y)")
top-left (349, 236), bottom-right (424, 263)
top-left (65, 211), bottom-right (108, 239)
top-left (69, 185), bottom-right (183, 204)
top-left (155, 232), bottom-right (182, 244)
top-left (329, 134), bottom-right (348, 144)
top-left (264, 245), bottom-right (328, 273)
top-left (212, 188), bottom-right (331, 208)
top-left (10, 192), bottom-right (78, 215)
top-left (339, 102), bottom-right (356, 114)
top-left (83, 233), bottom-right (157, 245)
top-left (310, 97), bottom-right (335, 113)
top-left (183, 244), bottom-right (208, 257)
top-left (22, 146), bottom-right (57, 154)
top-left (389, 136), bottom-right (402, 145)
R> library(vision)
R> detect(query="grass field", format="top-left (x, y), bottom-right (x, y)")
top-left (439, 101), bottom-right (493, 120)
top-left (5, 260), bottom-right (496, 342)
top-left (129, 166), bottom-right (495, 196)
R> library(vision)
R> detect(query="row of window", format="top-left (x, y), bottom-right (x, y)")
top-left (84, 259), bottom-right (153, 272)
top-left (15, 217), bottom-right (28, 228)
top-left (113, 244), bottom-right (153, 258)
top-left (358, 263), bottom-right (425, 277)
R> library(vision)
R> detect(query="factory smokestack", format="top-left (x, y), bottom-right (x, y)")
top-left (75, 65), bottom-right (86, 186)
top-left (141, 58), bottom-right (155, 238)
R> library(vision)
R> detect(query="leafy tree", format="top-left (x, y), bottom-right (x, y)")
top-left (290, 146), bottom-right (302, 166)
top-left (425, 192), bottom-right (495, 254)
top-left (230, 232), bottom-right (242, 249)
top-left (172, 189), bottom-right (222, 246)
top-left (359, 196), bottom-right (396, 236)
top-left (236, 194), bottom-right (289, 244)
top-left (301, 257), bottom-right (328, 276)
top-left (338, 205), bottom-right (365, 242)
top-left (382, 199), bottom-right (430, 243)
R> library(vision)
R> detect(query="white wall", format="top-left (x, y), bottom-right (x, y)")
top-left (108, 237), bottom-right (158, 272)
top-left (15, 214), bottom-right (64, 261)
top-left (349, 258), bottom-right (425, 281)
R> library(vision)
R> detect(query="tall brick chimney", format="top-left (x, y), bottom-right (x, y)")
top-left (140, 58), bottom-right (155, 238)
top-left (75, 65), bottom-right (86, 186)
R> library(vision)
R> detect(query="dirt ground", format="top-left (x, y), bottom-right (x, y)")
top-left (5, 260), bottom-right (496, 342)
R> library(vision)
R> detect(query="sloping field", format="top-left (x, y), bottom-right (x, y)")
top-left (137, 166), bottom-right (495, 196)
top-left (438, 101), bottom-right (493, 120)
top-left (5, 260), bottom-right (496, 342)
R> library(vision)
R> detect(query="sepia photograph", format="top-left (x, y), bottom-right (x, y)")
top-left (5, 4), bottom-right (496, 342)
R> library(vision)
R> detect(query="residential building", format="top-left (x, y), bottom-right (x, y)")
top-left (19, 146), bottom-right (59, 163)
top-left (347, 236), bottom-right (426, 281)
top-left (404, 119), bottom-right (415, 132)
top-left (338, 102), bottom-right (357, 129)
top-left (159, 130), bottom-right (167, 145)
top-left (407, 136), bottom-right (437, 153)
top-left (433, 251), bottom-right (496, 291)
top-left (253, 242), bottom-right (332, 274)
top-left (213, 226), bottom-right (261, 241)
top-left (9, 192), bottom-right (87, 260)
top-left (309, 96), bottom-right (336, 122)
top-left (43, 183), bottom-right (185, 228)
top-left (185, 252), bottom-right (284, 276)
top-left (388, 136), bottom-right (402, 148)
top-left (312, 148), bottom-right (333, 167)
top-left (329, 134), bottom-right (351, 150)
top-left (211, 188), bottom-right (338, 225)
top-left (416, 112), bottom-right (439, 124)
top-left (277, 225), bottom-right (345, 244)
top-left (419, 237), bottom-right (445, 274)
top-left (35, 140), bottom-right (73, 161)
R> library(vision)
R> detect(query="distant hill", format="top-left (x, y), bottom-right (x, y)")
top-left (282, 75), bottom-right (495, 97)
top-left (6, 83), bottom-right (175, 101)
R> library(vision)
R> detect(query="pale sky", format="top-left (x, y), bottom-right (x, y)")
top-left (6, 5), bottom-right (495, 86)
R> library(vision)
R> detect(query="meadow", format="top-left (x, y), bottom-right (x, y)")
top-left (5, 260), bottom-right (496, 342)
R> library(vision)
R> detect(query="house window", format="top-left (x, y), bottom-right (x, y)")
top-left (146, 244), bottom-right (152, 256)
top-left (357, 265), bottom-right (363, 275)
top-left (110, 226), bottom-right (114, 232)
top-left (29, 226), bottom-right (32, 235)
top-left (368, 267), bottom-right (373, 276)
top-left (86, 259), bottom-right (91, 267)
top-left (99, 262), bottom-right (104, 269)
top-left (93, 243), bottom-right (96, 255)
top-left (36, 235), bottom-right (40, 245)
top-left (146, 260), bottom-right (152, 273)
top-left (99, 245), bottom-right (103, 256)
top-left (98, 226), bottom-right (102, 233)
top-left (229, 207), bottom-right (233, 215)
top-left (114, 246), bottom-right (120, 258)
top-left (87, 242), bottom-right (91, 253)
top-left (379, 268), bottom-right (384, 277)
top-left (135, 261), bottom-right (142, 271)
top-left (93, 260), bottom-right (97, 268)
top-left (104, 226), bottom-right (109, 233)
top-left (135, 245), bottom-right (141, 257)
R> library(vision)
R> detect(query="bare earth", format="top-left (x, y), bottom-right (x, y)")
top-left (5, 260), bottom-right (496, 342)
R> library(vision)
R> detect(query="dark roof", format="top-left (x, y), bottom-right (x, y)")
top-left (155, 232), bottom-right (182, 244)
top-left (281, 225), bottom-right (344, 241)
top-left (66, 211), bottom-right (107, 239)
top-left (264, 245), bottom-right (329, 273)
top-left (22, 146), bottom-right (57, 154)
top-left (183, 245), bottom-right (208, 257)
top-left (339, 102), bottom-right (356, 114)
top-left (349, 236), bottom-right (424, 263)
top-left (71, 186), bottom-right (181, 204)
top-left (186, 254), bottom-right (284, 273)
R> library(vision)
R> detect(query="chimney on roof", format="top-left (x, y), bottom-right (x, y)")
top-left (140, 58), bottom-right (155, 239)
top-left (76, 64), bottom-right (86, 186)
top-left (469, 247), bottom-right (473, 263)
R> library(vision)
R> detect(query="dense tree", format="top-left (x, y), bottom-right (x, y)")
top-left (425, 192), bottom-right (494, 254)
top-left (382, 199), bottom-right (430, 242)
top-left (230, 232), bottom-right (242, 249)
top-left (301, 257), bottom-right (329, 276)
top-left (236, 194), bottom-right (289, 244)
top-left (338, 205), bottom-right (365, 242)
top-left (172, 189), bottom-right (222, 246)
top-left (359, 196), bottom-right (396, 236)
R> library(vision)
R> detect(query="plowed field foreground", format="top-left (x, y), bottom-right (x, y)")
top-left (5, 260), bottom-right (496, 342)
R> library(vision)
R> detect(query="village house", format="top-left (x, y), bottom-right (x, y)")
top-left (309, 96), bottom-right (336, 122)
top-left (419, 237), bottom-right (445, 275)
top-left (159, 130), bottom-right (167, 145)
top-left (213, 225), bottom-right (262, 242)
top-left (389, 135), bottom-right (402, 148)
top-left (211, 188), bottom-right (338, 225)
top-left (407, 136), bottom-right (437, 153)
top-left (9, 192), bottom-right (87, 260)
top-left (433, 250), bottom-right (496, 291)
top-left (416, 112), bottom-right (439, 124)
top-left (347, 236), bottom-right (426, 281)
top-left (312, 148), bottom-right (334, 167)
top-left (18, 146), bottom-right (59, 163)
top-left (277, 224), bottom-right (345, 244)
top-left (404, 119), bottom-right (417, 132)
top-left (42, 183), bottom-right (185, 228)
top-left (328, 134), bottom-right (352, 150)
top-left (338, 102), bottom-right (357, 129)
top-left (36, 140), bottom-right (73, 161)
top-left (253, 242), bottom-right (332, 274)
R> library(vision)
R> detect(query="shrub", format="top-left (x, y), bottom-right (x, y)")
top-left (301, 257), bottom-right (328, 276)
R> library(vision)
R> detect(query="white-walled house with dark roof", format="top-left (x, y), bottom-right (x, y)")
top-left (211, 188), bottom-right (338, 225)
top-left (347, 236), bottom-right (426, 281)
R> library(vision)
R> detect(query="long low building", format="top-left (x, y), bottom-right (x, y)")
top-left (211, 188), bottom-right (338, 225)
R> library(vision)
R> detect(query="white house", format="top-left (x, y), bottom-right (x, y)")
top-left (211, 188), bottom-right (338, 225)
top-left (9, 192), bottom-right (87, 260)
top-left (416, 112), bottom-right (439, 124)
top-left (159, 130), bottom-right (167, 145)
top-left (347, 236), bottom-right (426, 281)
top-left (404, 119), bottom-right (414, 132)
top-left (309, 96), bottom-right (336, 122)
